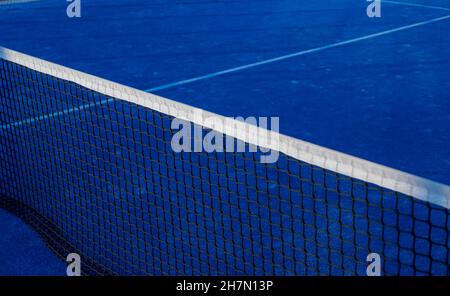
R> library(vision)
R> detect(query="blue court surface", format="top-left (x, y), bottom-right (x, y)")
top-left (0, 0), bottom-right (449, 275)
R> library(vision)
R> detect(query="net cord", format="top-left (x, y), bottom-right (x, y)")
top-left (0, 46), bottom-right (449, 209)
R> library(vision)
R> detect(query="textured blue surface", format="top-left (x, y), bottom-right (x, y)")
top-left (0, 0), bottom-right (449, 275)
top-left (0, 208), bottom-right (65, 275)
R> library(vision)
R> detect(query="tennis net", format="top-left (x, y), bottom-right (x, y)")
top-left (0, 47), bottom-right (449, 275)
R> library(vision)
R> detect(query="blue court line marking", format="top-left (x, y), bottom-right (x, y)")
top-left (383, 0), bottom-right (450, 11)
top-left (1, 13), bottom-right (450, 131)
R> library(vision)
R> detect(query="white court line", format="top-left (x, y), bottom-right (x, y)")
top-left (383, 0), bottom-right (450, 11)
top-left (1, 14), bottom-right (450, 131)
top-left (146, 13), bottom-right (450, 92)
top-left (0, 0), bottom-right (39, 5)
top-left (1, 15), bottom-right (450, 206)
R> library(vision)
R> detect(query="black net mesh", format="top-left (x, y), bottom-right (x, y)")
top-left (0, 57), bottom-right (449, 275)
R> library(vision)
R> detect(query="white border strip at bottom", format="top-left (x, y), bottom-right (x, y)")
top-left (0, 46), bottom-right (449, 209)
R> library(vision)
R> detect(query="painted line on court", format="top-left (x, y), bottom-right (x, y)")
top-left (2, 14), bottom-right (450, 130)
top-left (145, 14), bottom-right (450, 92)
top-left (383, 0), bottom-right (450, 12)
